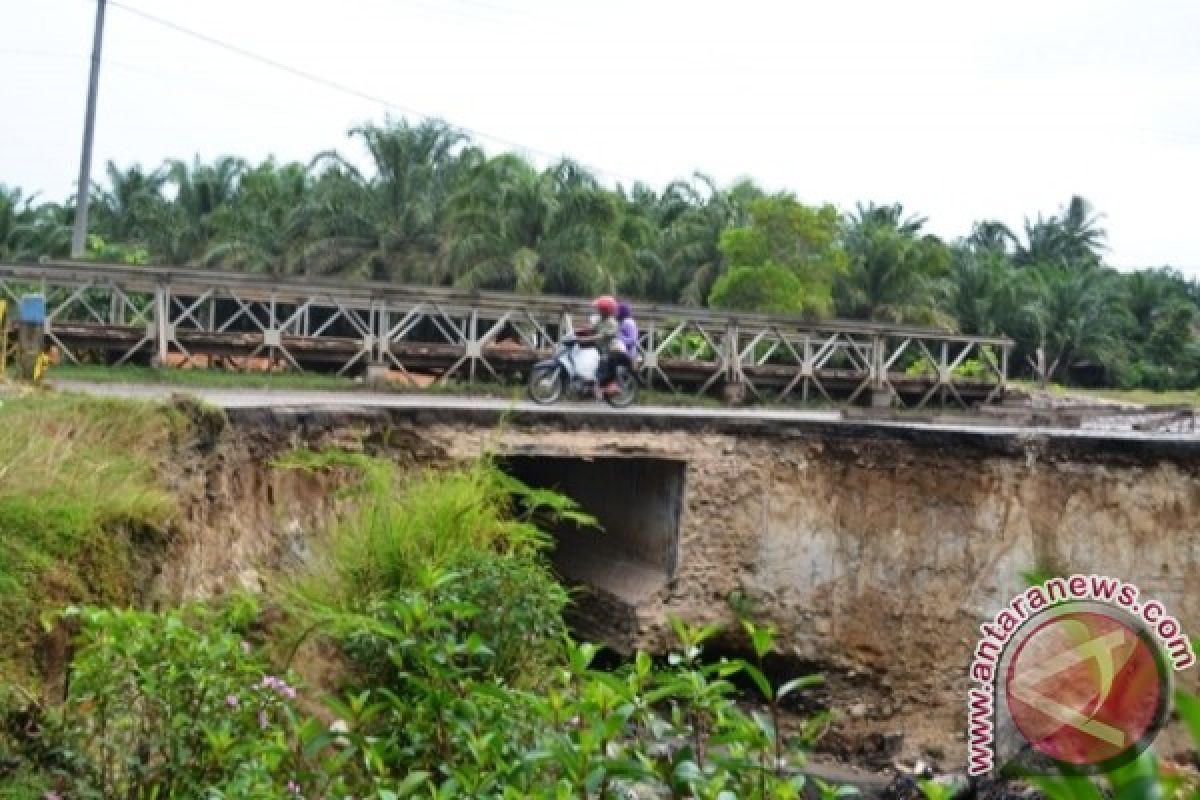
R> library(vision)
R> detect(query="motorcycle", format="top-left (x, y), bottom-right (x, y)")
top-left (527, 337), bottom-right (640, 407)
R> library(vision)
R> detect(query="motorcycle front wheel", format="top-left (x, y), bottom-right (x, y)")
top-left (604, 366), bottom-right (638, 408)
top-left (528, 364), bottom-right (565, 404)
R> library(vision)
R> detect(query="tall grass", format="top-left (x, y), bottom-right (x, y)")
top-left (280, 451), bottom-right (570, 606)
top-left (278, 451), bottom-right (597, 682)
top-left (0, 393), bottom-right (176, 681)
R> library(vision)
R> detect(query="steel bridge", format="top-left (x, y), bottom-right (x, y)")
top-left (0, 261), bottom-right (1012, 408)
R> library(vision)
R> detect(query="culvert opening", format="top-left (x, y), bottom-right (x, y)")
top-left (501, 455), bottom-right (686, 647)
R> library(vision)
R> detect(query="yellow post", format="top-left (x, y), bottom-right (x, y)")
top-left (33, 351), bottom-right (50, 384)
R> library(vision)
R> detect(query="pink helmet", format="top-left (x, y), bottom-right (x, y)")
top-left (591, 295), bottom-right (617, 316)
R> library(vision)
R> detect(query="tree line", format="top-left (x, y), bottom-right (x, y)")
top-left (2, 117), bottom-right (1197, 389)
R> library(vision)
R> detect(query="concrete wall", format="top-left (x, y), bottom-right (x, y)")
top-left (421, 416), bottom-right (1200, 761)
top-left (211, 407), bottom-right (1200, 762)
top-left (503, 455), bottom-right (685, 578)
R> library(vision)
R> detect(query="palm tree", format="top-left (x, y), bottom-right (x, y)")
top-left (90, 161), bottom-right (167, 244)
top-left (1059, 195), bottom-right (1106, 265)
top-left (0, 186), bottom-right (28, 260)
top-left (966, 220), bottom-right (1016, 255)
top-left (652, 173), bottom-right (751, 305)
top-left (300, 118), bottom-right (480, 282)
top-left (141, 155), bottom-right (247, 264)
top-left (203, 160), bottom-right (312, 273)
top-left (940, 250), bottom-right (1036, 338)
top-left (851, 202), bottom-right (927, 236)
top-left (836, 205), bottom-right (951, 324)
top-left (0, 186), bottom-right (71, 261)
top-left (1023, 265), bottom-right (1128, 384)
top-left (1015, 195), bottom-right (1106, 270)
top-left (447, 156), bottom-right (621, 296)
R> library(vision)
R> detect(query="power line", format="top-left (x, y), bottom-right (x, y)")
top-left (101, 0), bottom-right (644, 185)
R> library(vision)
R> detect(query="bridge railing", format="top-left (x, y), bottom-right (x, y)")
top-left (0, 260), bottom-right (1012, 408)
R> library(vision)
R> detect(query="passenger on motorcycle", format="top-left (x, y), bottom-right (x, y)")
top-left (616, 301), bottom-right (639, 367)
top-left (574, 295), bottom-right (621, 395)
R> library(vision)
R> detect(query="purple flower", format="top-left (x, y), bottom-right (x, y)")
top-left (257, 674), bottom-right (297, 700)
top-left (286, 780), bottom-right (302, 795)
top-left (225, 694), bottom-right (240, 709)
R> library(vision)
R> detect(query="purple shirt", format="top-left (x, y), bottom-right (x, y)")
top-left (618, 318), bottom-right (639, 355)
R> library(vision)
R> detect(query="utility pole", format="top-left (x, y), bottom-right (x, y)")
top-left (70, 0), bottom-right (108, 259)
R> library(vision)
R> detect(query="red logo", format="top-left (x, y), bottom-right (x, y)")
top-left (1004, 610), bottom-right (1168, 768)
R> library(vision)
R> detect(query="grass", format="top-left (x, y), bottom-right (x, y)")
top-left (280, 453), bottom-right (554, 607)
top-left (1011, 379), bottom-right (1200, 408)
top-left (50, 363), bottom-right (361, 391)
top-left (0, 391), bottom-right (177, 686)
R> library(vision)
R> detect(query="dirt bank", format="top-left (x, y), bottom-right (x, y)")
top-left (140, 404), bottom-right (1200, 768)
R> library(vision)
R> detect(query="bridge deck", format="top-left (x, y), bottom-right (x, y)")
top-left (3, 261), bottom-right (1012, 408)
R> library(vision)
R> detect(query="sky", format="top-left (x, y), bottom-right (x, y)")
top-left (3, 0), bottom-right (1200, 272)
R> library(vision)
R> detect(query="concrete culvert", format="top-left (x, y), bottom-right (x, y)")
top-left (500, 455), bottom-right (686, 650)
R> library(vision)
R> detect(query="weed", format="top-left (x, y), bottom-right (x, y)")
top-left (0, 393), bottom-right (175, 683)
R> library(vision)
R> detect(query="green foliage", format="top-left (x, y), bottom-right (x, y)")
top-left (0, 394), bottom-right (176, 683)
top-left (284, 455), bottom-right (582, 606)
top-left (5, 455), bottom-right (849, 799)
top-left (836, 203), bottom-right (951, 325)
top-left (916, 779), bottom-right (956, 800)
top-left (84, 233), bottom-right (149, 265)
top-left (18, 596), bottom-right (844, 799)
top-left (6, 122), bottom-right (1200, 392)
top-left (39, 604), bottom-right (327, 799)
top-left (904, 351), bottom-right (996, 380)
top-left (17, 570), bottom-right (843, 798)
top-left (715, 195), bottom-right (845, 317)
top-left (281, 453), bottom-right (589, 683)
top-left (709, 265), bottom-right (810, 315)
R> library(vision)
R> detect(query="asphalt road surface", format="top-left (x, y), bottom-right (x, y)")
top-left (48, 380), bottom-right (1200, 443)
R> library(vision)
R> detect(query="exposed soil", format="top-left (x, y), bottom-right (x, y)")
top-left (26, 401), bottom-right (1194, 785)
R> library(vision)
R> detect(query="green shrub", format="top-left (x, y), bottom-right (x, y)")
top-left (15, 457), bottom-right (845, 798)
top-left (284, 455), bottom-right (572, 604)
top-left (709, 264), bottom-right (816, 316)
top-left (0, 394), bottom-right (176, 684)
top-left (281, 454), bottom-right (585, 683)
top-left (10, 456), bottom-right (852, 798)
top-left (18, 585), bottom-right (844, 799)
top-left (39, 604), bottom-right (324, 799)
top-left (904, 354), bottom-right (993, 380)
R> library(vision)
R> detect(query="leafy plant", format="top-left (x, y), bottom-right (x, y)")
top-left (41, 604), bottom-right (327, 799)
top-left (0, 394), bottom-right (177, 685)
top-left (1008, 689), bottom-right (1200, 800)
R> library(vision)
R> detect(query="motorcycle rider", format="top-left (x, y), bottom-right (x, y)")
top-left (574, 295), bottom-right (620, 395)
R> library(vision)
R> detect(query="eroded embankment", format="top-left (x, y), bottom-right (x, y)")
top-left (136, 404), bottom-right (1199, 767)
top-left (15, 399), bottom-right (1197, 769)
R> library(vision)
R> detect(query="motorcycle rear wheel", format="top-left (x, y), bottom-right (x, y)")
top-left (603, 367), bottom-right (638, 408)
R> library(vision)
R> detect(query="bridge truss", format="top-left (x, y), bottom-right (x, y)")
top-left (0, 261), bottom-right (1011, 408)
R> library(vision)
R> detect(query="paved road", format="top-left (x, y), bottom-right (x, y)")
top-left (50, 380), bottom-right (1200, 443)
top-left (53, 380), bottom-right (841, 421)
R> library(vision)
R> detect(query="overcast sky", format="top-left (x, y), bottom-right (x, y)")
top-left (3, 0), bottom-right (1199, 272)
